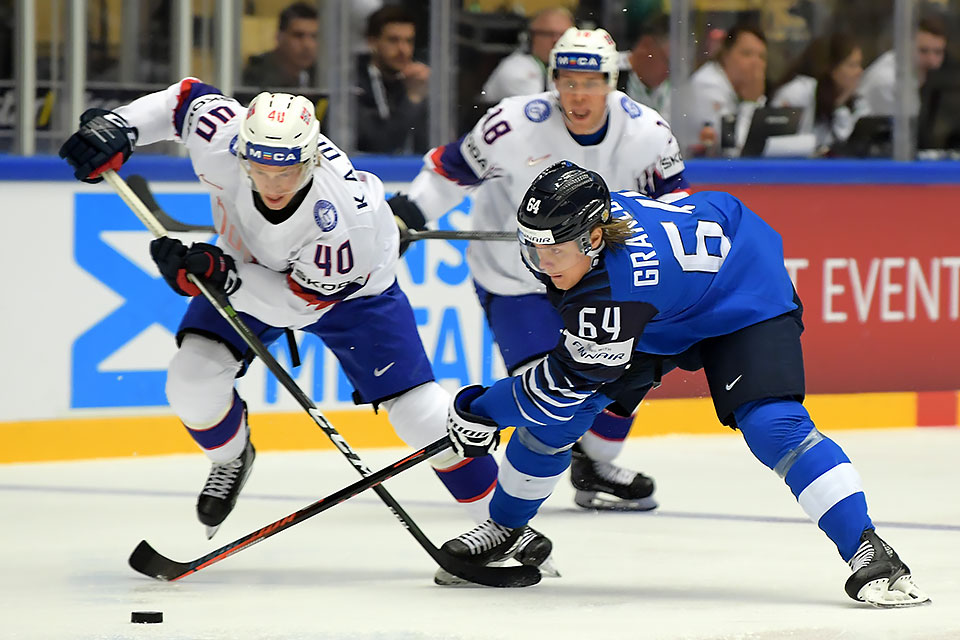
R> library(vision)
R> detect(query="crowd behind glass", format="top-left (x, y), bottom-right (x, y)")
top-left (2, 0), bottom-right (958, 159)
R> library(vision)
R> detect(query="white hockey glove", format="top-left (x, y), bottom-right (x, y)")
top-left (447, 385), bottom-right (500, 458)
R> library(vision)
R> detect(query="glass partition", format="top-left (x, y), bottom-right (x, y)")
top-left (5, 0), bottom-right (957, 159)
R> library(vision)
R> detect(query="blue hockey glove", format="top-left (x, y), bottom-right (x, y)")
top-left (447, 385), bottom-right (500, 458)
top-left (59, 108), bottom-right (138, 183)
top-left (150, 237), bottom-right (241, 297)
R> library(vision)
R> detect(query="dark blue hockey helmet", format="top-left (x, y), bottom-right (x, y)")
top-left (517, 160), bottom-right (610, 272)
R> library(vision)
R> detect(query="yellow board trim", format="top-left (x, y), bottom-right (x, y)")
top-left (0, 391), bottom-right (927, 464)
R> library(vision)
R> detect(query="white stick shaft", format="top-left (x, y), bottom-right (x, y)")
top-left (102, 170), bottom-right (168, 238)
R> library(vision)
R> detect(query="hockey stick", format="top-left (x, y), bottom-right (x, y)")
top-left (104, 170), bottom-right (539, 588)
top-left (123, 175), bottom-right (516, 241)
top-left (130, 436), bottom-right (448, 580)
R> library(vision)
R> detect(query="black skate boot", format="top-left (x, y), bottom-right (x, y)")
top-left (197, 438), bottom-right (255, 539)
top-left (435, 520), bottom-right (557, 585)
top-left (844, 528), bottom-right (930, 607)
top-left (570, 443), bottom-right (657, 511)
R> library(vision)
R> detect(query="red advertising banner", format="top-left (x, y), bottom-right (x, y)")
top-left (654, 184), bottom-right (960, 398)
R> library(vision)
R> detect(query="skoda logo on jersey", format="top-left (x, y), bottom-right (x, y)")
top-left (620, 96), bottom-right (642, 119)
top-left (245, 142), bottom-right (301, 166)
top-left (524, 99), bottom-right (551, 123)
top-left (314, 199), bottom-right (338, 231)
top-left (555, 53), bottom-right (601, 70)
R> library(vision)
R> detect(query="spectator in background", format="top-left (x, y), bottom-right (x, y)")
top-left (356, 5), bottom-right (430, 154)
top-left (241, 2), bottom-right (319, 89)
top-left (480, 7), bottom-right (575, 104)
top-left (771, 34), bottom-right (868, 155)
top-left (675, 23), bottom-right (768, 157)
top-left (859, 15), bottom-right (946, 118)
top-left (619, 13), bottom-right (671, 115)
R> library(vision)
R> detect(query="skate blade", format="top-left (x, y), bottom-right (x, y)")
top-left (857, 575), bottom-right (932, 608)
top-left (204, 524), bottom-right (221, 540)
top-left (538, 554), bottom-right (561, 578)
top-left (434, 557), bottom-right (559, 586)
top-left (574, 490), bottom-right (658, 512)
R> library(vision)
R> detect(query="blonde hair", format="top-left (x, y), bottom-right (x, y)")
top-left (596, 218), bottom-right (634, 248)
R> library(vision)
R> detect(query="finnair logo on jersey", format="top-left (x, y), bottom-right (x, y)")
top-left (518, 222), bottom-right (554, 245)
top-left (245, 142), bottom-right (301, 166)
top-left (555, 53), bottom-right (601, 70)
top-left (564, 332), bottom-right (633, 366)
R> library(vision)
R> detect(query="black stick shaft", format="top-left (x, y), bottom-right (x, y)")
top-left (123, 175), bottom-right (515, 241)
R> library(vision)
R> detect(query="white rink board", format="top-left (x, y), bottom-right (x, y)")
top-left (0, 180), bottom-right (503, 422)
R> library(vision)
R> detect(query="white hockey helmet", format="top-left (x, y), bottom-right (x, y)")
top-left (549, 27), bottom-right (619, 89)
top-left (237, 92), bottom-right (320, 192)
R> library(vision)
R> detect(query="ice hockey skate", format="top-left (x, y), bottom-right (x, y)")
top-left (569, 443), bottom-right (657, 511)
top-left (844, 528), bottom-right (930, 607)
top-left (197, 439), bottom-right (256, 539)
top-left (434, 520), bottom-right (558, 586)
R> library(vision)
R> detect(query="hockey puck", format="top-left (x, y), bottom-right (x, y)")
top-left (131, 611), bottom-right (163, 624)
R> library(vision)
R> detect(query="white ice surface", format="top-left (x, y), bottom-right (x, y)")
top-left (1, 428), bottom-right (958, 640)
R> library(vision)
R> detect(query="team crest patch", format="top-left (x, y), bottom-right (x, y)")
top-left (620, 96), bottom-right (642, 119)
top-left (313, 200), bottom-right (338, 231)
top-left (524, 99), bottom-right (551, 123)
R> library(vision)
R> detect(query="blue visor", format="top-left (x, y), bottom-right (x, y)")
top-left (244, 142), bottom-right (302, 166)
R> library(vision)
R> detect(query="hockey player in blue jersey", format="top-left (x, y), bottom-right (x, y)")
top-left (439, 161), bottom-right (929, 607)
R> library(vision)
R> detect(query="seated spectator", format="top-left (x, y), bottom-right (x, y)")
top-left (771, 34), bottom-right (868, 155)
top-left (481, 7), bottom-right (574, 104)
top-left (241, 2), bottom-right (318, 89)
top-left (356, 5), bottom-right (430, 154)
top-left (859, 14), bottom-right (946, 118)
top-left (674, 23), bottom-right (768, 157)
top-left (618, 13), bottom-right (671, 115)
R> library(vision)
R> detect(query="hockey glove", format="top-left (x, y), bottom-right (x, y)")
top-left (447, 385), bottom-right (500, 458)
top-left (150, 237), bottom-right (241, 297)
top-left (387, 193), bottom-right (427, 256)
top-left (59, 108), bottom-right (138, 183)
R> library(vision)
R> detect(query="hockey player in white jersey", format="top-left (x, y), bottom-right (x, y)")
top-left (58, 81), bottom-right (550, 569)
top-left (390, 27), bottom-right (689, 512)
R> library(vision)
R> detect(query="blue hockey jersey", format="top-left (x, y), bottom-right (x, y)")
top-left (472, 189), bottom-right (798, 428)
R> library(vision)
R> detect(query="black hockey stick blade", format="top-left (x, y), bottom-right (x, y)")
top-left (128, 438), bottom-right (540, 587)
top-left (124, 174), bottom-right (217, 233)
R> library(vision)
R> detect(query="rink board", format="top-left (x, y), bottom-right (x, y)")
top-left (1, 159), bottom-right (959, 463)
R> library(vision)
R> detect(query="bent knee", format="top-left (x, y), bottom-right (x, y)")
top-left (166, 334), bottom-right (241, 426)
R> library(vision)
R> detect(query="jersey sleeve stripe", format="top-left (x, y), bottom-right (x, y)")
top-left (524, 367), bottom-right (584, 408)
top-left (426, 136), bottom-right (482, 186)
top-left (172, 79), bottom-right (225, 137)
top-left (541, 362), bottom-right (591, 399)
top-left (511, 384), bottom-right (548, 426)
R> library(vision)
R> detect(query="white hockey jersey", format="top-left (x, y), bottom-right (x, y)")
top-left (116, 78), bottom-right (398, 329)
top-left (408, 90), bottom-right (687, 296)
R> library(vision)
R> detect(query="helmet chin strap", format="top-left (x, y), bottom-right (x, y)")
top-left (587, 240), bottom-right (605, 268)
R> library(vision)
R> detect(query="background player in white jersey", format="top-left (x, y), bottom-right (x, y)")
top-left (390, 27), bottom-right (689, 511)
top-left (58, 81), bottom-right (549, 566)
